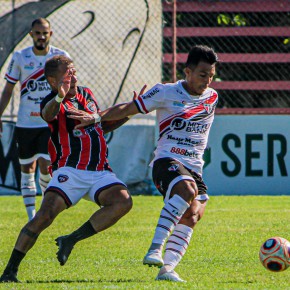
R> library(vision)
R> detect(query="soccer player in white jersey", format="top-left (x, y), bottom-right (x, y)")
top-left (0, 18), bottom-right (70, 221)
top-left (67, 45), bottom-right (218, 282)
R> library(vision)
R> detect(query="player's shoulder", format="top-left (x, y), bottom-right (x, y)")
top-left (40, 91), bottom-right (57, 108)
top-left (77, 86), bottom-right (94, 98)
top-left (203, 87), bottom-right (218, 99)
top-left (13, 46), bottom-right (33, 58)
top-left (49, 46), bottom-right (70, 57)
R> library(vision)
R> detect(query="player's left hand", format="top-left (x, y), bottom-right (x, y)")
top-left (67, 107), bottom-right (96, 129)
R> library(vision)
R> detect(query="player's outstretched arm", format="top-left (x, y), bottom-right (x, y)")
top-left (100, 84), bottom-right (147, 122)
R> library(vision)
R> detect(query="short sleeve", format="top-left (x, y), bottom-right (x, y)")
top-left (4, 52), bottom-right (21, 84)
top-left (134, 83), bottom-right (165, 114)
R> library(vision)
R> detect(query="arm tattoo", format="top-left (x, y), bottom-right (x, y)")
top-left (42, 99), bottom-right (61, 122)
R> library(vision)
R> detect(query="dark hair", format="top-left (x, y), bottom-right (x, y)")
top-left (44, 55), bottom-right (73, 79)
top-left (186, 45), bottom-right (218, 67)
top-left (31, 18), bottom-right (51, 29)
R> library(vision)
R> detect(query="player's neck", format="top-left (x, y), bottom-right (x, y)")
top-left (32, 46), bottom-right (50, 56)
top-left (181, 81), bottom-right (200, 97)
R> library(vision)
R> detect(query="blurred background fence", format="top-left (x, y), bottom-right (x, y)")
top-left (163, 0), bottom-right (290, 109)
top-left (0, 0), bottom-right (289, 195)
top-left (0, 0), bottom-right (289, 116)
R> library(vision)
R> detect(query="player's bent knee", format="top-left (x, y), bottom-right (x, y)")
top-left (175, 181), bottom-right (198, 203)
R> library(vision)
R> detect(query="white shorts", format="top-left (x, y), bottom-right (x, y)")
top-left (46, 167), bottom-right (126, 207)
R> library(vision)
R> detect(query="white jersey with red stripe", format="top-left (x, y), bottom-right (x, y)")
top-left (134, 80), bottom-right (218, 175)
top-left (5, 45), bottom-right (70, 128)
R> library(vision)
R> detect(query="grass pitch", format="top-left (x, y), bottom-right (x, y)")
top-left (0, 195), bottom-right (290, 289)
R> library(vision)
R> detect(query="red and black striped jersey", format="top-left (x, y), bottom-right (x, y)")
top-left (40, 86), bottom-right (111, 173)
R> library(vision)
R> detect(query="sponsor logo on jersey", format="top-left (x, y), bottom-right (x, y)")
top-left (26, 80), bottom-right (50, 93)
top-left (7, 59), bottom-right (15, 74)
top-left (176, 89), bottom-right (184, 95)
top-left (170, 118), bottom-right (210, 134)
top-left (168, 164), bottom-right (179, 171)
top-left (171, 118), bottom-right (187, 130)
top-left (24, 62), bottom-right (34, 70)
top-left (170, 147), bottom-right (199, 158)
top-left (87, 100), bottom-right (97, 112)
top-left (58, 175), bottom-right (69, 183)
top-left (167, 134), bottom-right (200, 146)
top-left (173, 101), bottom-right (186, 107)
top-left (73, 129), bottom-right (83, 137)
top-left (142, 88), bottom-right (159, 99)
top-left (30, 112), bottom-right (40, 116)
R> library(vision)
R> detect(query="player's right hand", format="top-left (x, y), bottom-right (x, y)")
top-left (58, 68), bottom-right (73, 98)
top-left (133, 84), bottom-right (147, 100)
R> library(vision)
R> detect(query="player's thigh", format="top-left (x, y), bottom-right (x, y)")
top-left (38, 190), bottom-right (67, 217)
top-left (152, 157), bottom-right (197, 203)
top-left (171, 179), bottom-right (198, 202)
top-left (86, 171), bottom-right (129, 207)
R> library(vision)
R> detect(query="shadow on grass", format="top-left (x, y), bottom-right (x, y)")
top-left (26, 278), bottom-right (145, 283)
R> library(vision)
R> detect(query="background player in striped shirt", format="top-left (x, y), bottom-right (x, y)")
top-left (82, 45), bottom-right (219, 282)
top-left (0, 55), bottom-right (132, 283)
top-left (0, 18), bottom-right (70, 221)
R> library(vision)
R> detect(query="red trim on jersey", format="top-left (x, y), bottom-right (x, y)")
top-left (57, 105), bottom-right (71, 168)
top-left (159, 93), bottom-right (218, 133)
top-left (96, 126), bottom-right (107, 170)
top-left (137, 96), bottom-right (149, 113)
top-left (76, 132), bottom-right (91, 170)
top-left (21, 68), bottom-right (44, 90)
top-left (5, 74), bottom-right (18, 83)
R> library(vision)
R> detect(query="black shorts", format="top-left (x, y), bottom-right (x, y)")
top-left (152, 157), bottom-right (208, 201)
top-left (15, 127), bottom-right (50, 163)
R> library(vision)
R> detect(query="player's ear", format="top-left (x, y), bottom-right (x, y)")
top-left (50, 31), bottom-right (53, 37)
top-left (184, 67), bottom-right (190, 77)
top-left (29, 31), bottom-right (33, 38)
top-left (47, 76), bottom-right (56, 88)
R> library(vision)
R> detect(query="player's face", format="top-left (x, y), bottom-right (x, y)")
top-left (58, 63), bottom-right (78, 97)
top-left (184, 61), bottom-right (216, 95)
top-left (30, 23), bottom-right (52, 51)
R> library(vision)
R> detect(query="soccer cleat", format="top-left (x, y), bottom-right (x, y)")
top-left (143, 250), bottom-right (164, 268)
top-left (55, 235), bottom-right (75, 266)
top-left (0, 271), bottom-right (19, 283)
top-left (155, 270), bottom-right (186, 282)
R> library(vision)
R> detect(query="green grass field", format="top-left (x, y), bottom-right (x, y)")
top-left (0, 195), bottom-right (290, 289)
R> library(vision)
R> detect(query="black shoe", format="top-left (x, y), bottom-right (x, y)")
top-left (0, 271), bottom-right (19, 283)
top-left (55, 235), bottom-right (75, 266)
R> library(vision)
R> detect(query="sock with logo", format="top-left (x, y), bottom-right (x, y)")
top-left (149, 195), bottom-right (190, 249)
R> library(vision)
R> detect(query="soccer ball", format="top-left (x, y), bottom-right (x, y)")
top-left (259, 237), bottom-right (290, 272)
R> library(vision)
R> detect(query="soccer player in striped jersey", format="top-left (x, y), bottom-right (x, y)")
top-left (0, 18), bottom-right (70, 221)
top-left (0, 55), bottom-right (132, 283)
top-left (85, 45), bottom-right (219, 282)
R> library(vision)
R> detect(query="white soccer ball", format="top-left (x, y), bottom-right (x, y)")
top-left (259, 237), bottom-right (290, 272)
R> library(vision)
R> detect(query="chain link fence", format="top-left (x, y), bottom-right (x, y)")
top-left (0, 0), bottom-right (289, 116)
top-left (163, 0), bottom-right (290, 109)
top-left (0, 0), bottom-right (162, 119)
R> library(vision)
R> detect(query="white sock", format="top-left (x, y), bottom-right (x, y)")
top-left (21, 172), bottom-right (36, 221)
top-left (39, 173), bottom-right (51, 196)
top-left (163, 224), bottom-right (193, 271)
top-left (151, 195), bottom-right (189, 247)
